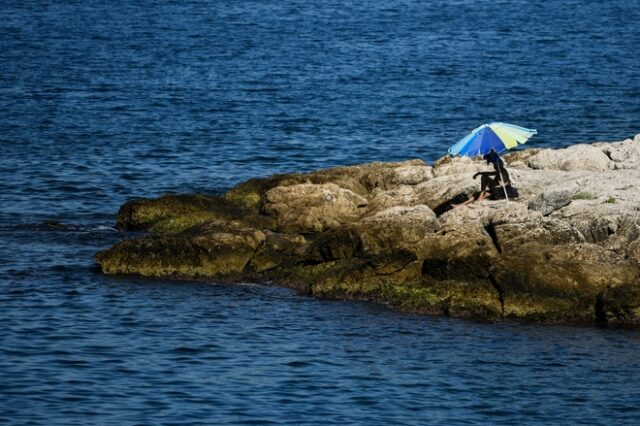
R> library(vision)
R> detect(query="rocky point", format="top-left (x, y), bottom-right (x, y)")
top-left (96, 134), bottom-right (640, 327)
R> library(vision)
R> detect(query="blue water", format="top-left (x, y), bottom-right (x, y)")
top-left (2, 0), bottom-right (640, 424)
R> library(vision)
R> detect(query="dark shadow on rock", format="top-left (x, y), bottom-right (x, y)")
top-left (433, 193), bottom-right (473, 216)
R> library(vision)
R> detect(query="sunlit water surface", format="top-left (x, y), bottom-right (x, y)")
top-left (2, 0), bottom-right (640, 424)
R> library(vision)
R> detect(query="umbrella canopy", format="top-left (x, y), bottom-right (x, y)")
top-left (448, 122), bottom-right (537, 157)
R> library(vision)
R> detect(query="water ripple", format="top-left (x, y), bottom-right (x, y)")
top-left (2, 0), bottom-right (640, 424)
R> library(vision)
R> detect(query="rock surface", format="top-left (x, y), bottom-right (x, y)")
top-left (95, 134), bottom-right (640, 327)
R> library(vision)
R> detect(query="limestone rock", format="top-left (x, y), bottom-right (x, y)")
top-left (502, 148), bottom-right (542, 164)
top-left (263, 183), bottom-right (368, 233)
top-left (356, 205), bottom-right (439, 255)
top-left (412, 175), bottom-right (479, 210)
top-left (365, 185), bottom-right (417, 216)
top-left (96, 223), bottom-right (265, 278)
top-left (501, 168), bottom-right (585, 202)
top-left (595, 136), bottom-right (640, 169)
top-left (439, 201), bottom-right (539, 228)
top-left (303, 227), bottom-right (364, 263)
top-left (96, 134), bottom-right (640, 328)
top-left (527, 144), bottom-right (612, 171)
top-left (491, 243), bottom-right (639, 323)
top-left (248, 232), bottom-right (308, 273)
top-left (361, 162), bottom-right (433, 190)
top-left (598, 284), bottom-right (640, 327)
top-left (432, 155), bottom-right (486, 177)
top-left (552, 201), bottom-right (640, 244)
top-left (527, 183), bottom-right (580, 215)
top-left (309, 251), bottom-right (422, 301)
top-left (417, 222), bottom-right (499, 282)
top-left (494, 218), bottom-right (586, 252)
top-left (116, 193), bottom-right (268, 233)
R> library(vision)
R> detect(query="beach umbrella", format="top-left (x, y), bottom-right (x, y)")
top-left (448, 122), bottom-right (537, 200)
top-left (448, 122), bottom-right (537, 157)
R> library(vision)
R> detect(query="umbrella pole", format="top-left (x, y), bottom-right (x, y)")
top-left (496, 161), bottom-right (509, 201)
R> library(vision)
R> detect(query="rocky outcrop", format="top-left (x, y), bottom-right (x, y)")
top-left (527, 183), bottom-right (580, 216)
top-left (527, 144), bottom-right (613, 172)
top-left (98, 221), bottom-right (266, 277)
top-left (263, 183), bottom-right (368, 233)
top-left (96, 134), bottom-right (640, 327)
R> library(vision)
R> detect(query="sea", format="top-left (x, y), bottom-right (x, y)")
top-left (2, 0), bottom-right (640, 424)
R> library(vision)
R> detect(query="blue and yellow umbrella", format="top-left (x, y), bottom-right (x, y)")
top-left (448, 122), bottom-right (537, 157)
top-left (448, 122), bottom-right (537, 202)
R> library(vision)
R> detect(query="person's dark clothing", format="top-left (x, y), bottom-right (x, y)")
top-left (478, 159), bottom-right (515, 199)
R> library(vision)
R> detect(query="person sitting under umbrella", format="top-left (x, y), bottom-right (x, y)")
top-left (452, 150), bottom-right (514, 207)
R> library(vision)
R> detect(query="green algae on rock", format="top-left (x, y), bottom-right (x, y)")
top-left (116, 193), bottom-right (274, 234)
top-left (96, 134), bottom-right (640, 327)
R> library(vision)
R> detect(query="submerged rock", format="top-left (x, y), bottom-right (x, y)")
top-left (96, 133), bottom-right (640, 328)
